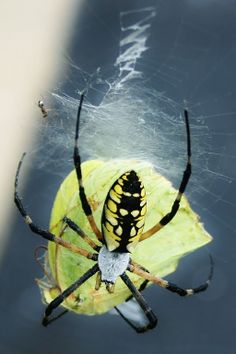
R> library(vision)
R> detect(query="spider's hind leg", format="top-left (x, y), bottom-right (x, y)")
top-left (140, 109), bottom-right (192, 241)
top-left (73, 94), bottom-right (103, 243)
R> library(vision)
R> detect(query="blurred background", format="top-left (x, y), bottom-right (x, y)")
top-left (0, 0), bottom-right (236, 353)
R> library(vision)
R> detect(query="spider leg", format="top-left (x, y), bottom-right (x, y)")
top-left (42, 309), bottom-right (69, 325)
top-left (74, 94), bottom-right (103, 242)
top-left (63, 216), bottom-right (101, 252)
top-left (114, 305), bottom-right (145, 333)
top-left (129, 255), bottom-right (213, 297)
top-left (14, 154), bottom-right (97, 261)
top-left (114, 278), bottom-right (150, 332)
top-left (140, 109), bottom-right (191, 241)
top-left (125, 277), bottom-right (149, 302)
top-left (42, 264), bottom-right (99, 326)
top-left (120, 272), bottom-right (158, 333)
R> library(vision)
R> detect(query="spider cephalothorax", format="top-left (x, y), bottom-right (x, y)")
top-left (97, 246), bottom-right (130, 289)
top-left (14, 93), bottom-right (213, 333)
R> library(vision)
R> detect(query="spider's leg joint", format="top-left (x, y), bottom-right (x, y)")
top-left (166, 282), bottom-right (188, 296)
top-left (25, 215), bottom-right (33, 225)
top-left (95, 271), bottom-right (102, 290)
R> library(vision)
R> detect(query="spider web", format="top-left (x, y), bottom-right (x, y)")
top-left (6, 1), bottom-right (236, 352)
top-left (33, 2), bottom-right (236, 243)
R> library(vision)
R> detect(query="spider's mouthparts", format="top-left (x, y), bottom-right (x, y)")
top-left (105, 282), bottom-right (115, 293)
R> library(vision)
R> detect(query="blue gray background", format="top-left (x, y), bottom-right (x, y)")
top-left (1, 1), bottom-right (236, 353)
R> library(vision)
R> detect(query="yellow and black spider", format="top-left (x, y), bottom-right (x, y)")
top-left (14, 94), bottom-right (213, 332)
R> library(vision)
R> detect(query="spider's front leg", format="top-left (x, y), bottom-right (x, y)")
top-left (119, 272), bottom-right (158, 333)
top-left (42, 264), bottom-right (99, 326)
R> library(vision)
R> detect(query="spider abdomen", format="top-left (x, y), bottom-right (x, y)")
top-left (101, 170), bottom-right (147, 253)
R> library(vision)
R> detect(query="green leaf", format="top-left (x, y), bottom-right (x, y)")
top-left (40, 160), bottom-right (212, 315)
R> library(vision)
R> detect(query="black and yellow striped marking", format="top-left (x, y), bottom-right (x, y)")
top-left (101, 170), bottom-right (147, 253)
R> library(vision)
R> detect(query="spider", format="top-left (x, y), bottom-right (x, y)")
top-left (38, 99), bottom-right (48, 118)
top-left (14, 93), bottom-right (213, 333)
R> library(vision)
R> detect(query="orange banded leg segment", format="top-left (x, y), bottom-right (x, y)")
top-left (73, 93), bottom-right (103, 242)
top-left (129, 256), bottom-right (213, 297)
top-left (21, 213), bottom-right (97, 261)
top-left (63, 216), bottom-right (101, 252)
top-left (14, 155), bottom-right (97, 262)
top-left (140, 109), bottom-right (192, 242)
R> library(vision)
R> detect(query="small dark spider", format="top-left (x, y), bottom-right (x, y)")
top-left (38, 99), bottom-right (48, 118)
top-left (15, 94), bottom-right (213, 332)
